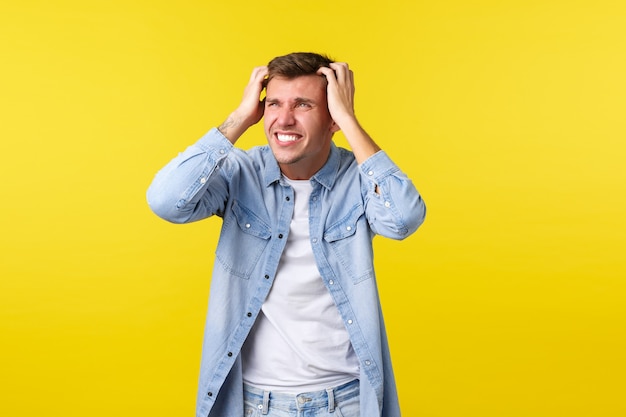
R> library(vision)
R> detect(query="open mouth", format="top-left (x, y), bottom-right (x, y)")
top-left (276, 133), bottom-right (302, 143)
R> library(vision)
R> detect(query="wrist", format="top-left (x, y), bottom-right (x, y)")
top-left (340, 120), bottom-right (381, 164)
top-left (218, 112), bottom-right (248, 144)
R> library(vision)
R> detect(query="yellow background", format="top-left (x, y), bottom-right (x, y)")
top-left (1, 1), bottom-right (625, 416)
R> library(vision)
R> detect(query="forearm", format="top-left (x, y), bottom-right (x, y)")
top-left (339, 117), bottom-right (381, 164)
top-left (217, 110), bottom-right (255, 144)
top-left (360, 151), bottom-right (426, 239)
top-left (147, 128), bottom-right (233, 223)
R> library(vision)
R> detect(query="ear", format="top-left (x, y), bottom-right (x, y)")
top-left (330, 120), bottom-right (341, 133)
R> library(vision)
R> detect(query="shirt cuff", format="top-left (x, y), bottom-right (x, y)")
top-left (359, 150), bottom-right (400, 184)
top-left (195, 127), bottom-right (234, 157)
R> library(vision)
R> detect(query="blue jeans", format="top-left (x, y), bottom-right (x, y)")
top-left (243, 380), bottom-right (360, 417)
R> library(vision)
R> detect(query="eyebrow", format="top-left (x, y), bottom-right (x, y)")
top-left (295, 97), bottom-right (316, 105)
top-left (266, 97), bottom-right (318, 105)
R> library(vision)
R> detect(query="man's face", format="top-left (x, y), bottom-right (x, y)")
top-left (264, 74), bottom-right (338, 180)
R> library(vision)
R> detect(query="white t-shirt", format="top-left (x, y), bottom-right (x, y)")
top-left (241, 177), bottom-right (359, 393)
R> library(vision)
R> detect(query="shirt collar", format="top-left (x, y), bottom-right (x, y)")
top-left (263, 143), bottom-right (339, 190)
top-left (311, 142), bottom-right (339, 190)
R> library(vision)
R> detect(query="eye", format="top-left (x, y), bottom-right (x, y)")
top-left (297, 102), bottom-right (312, 108)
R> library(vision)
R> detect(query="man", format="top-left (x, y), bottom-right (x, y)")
top-left (147, 52), bottom-right (426, 417)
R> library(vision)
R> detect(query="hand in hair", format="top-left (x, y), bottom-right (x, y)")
top-left (318, 62), bottom-right (381, 164)
top-left (317, 62), bottom-right (356, 128)
top-left (218, 66), bottom-right (268, 144)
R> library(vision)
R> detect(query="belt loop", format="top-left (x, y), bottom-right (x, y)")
top-left (326, 387), bottom-right (335, 413)
top-left (262, 390), bottom-right (270, 415)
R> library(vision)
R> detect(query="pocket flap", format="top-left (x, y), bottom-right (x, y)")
top-left (323, 204), bottom-right (364, 243)
top-left (231, 200), bottom-right (271, 239)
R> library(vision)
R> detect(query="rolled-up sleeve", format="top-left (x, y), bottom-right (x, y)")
top-left (146, 128), bottom-right (234, 224)
top-left (359, 151), bottom-right (426, 239)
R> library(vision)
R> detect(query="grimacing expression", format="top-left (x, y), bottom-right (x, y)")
top-left (264, 75), bottom-right (339, 180)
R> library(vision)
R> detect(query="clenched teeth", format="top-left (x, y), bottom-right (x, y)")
top-left (276, 134), bottom-right (300, 142)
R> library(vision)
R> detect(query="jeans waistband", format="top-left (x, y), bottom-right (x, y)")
top-left (243, 379), bottom-right (359, 414)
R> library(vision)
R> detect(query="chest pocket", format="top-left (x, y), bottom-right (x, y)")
top-left (323, 203), bottom-right (374, 284)
top-left (215, 199), bottom-right (271, 279)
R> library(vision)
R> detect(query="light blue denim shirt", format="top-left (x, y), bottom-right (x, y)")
top-left (147, 128), bottom-right (426, 417)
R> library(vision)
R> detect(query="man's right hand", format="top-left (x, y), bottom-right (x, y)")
top-left (218, 66), bottom-right (268, 144)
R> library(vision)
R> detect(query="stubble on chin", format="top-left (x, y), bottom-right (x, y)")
top-left (273, 152), bottom-right (304, 166)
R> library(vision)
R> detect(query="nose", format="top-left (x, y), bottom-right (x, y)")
top-left (276, 106), bottom-right (295, 127)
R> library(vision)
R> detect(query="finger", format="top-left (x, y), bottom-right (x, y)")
top-left (246, 66), bottom-right (269, 99)
top-left (249, 66), bottom-right (268, 84)
top-left (317, 66), bottom-right (335, 78)
top-left (329, 62), bottom-right (350, 83)
top-left (317, 66), bottom-right (338, 86)
top-left (349, 68), bottom-right (355, 93)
